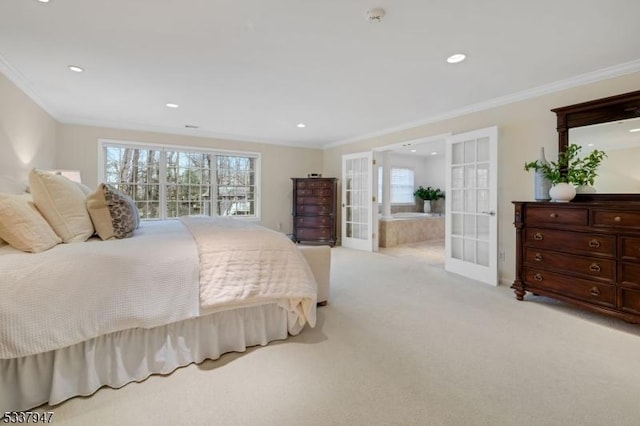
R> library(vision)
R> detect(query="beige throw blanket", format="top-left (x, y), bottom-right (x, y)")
top-left (180, 216), bottom-right (317, 328)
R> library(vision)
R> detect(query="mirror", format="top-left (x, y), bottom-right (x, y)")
top-left (569, 117), bottom-right (640, 193)
top-left (552, 90), bottom-right (640, 199)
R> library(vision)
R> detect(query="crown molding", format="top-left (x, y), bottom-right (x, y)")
top-left (0, 53), bottom-right (59, 120)
top-left (323, 59), bottom-right (640, 149)
top-left (56, 114), bottom-right (324, 150)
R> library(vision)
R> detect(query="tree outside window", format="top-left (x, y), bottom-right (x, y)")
top-left (103, 142), bottom-right (259, 220)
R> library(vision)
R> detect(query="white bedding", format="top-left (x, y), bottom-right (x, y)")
top-left (0, 217), bottom-right (318, 360)
top-left (0, 221), bottom-right (200, 359)
top-left (181, 216), bottom-right (317, 327)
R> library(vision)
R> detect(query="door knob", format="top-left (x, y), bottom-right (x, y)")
top-left (481, 211), bottom-right (496, 216)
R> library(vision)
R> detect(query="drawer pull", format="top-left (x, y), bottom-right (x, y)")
top-left (614, 216), bottom-right (622, 222)
top-left (588, 239), bottom-right (601, 248)
top-left (534, 253), bottom-right (543, 262)
top-left (533, 233), bottom-right (543, 241)
top-left (589, 263), bottom-right (601, 273)
top-left (590, 287), bottom-right (601, 297)
top-left (533, 273), bottom-right (543, 282)
top-left (549, 213), bottom-right (558, 218)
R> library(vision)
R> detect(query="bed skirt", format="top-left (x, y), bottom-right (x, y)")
top-left (1, 303), bottom-right (300, 411)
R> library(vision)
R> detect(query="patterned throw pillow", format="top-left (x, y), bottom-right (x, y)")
top-left (86, 184), bottom-right (139, 240)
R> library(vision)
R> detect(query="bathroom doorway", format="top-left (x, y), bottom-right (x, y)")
top-left (374, 133), bottom-right (450, 266)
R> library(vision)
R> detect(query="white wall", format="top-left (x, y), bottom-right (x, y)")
top-left (323, 71), bottom-right (640, 286)
top-left (0, 73), bottom-right (56, 181)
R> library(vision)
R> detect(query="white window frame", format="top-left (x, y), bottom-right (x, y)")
top-left (98, 139), bottom-right (261, 220)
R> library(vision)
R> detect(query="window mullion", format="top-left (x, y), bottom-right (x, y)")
top-left (159, 149), bottom-right (167, 220)
top-left (211, 154), bottom-right (218, 217)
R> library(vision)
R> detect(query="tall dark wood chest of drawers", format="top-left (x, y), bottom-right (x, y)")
top-left (512, 200), bottom-right (640, 323)
top-left (291, 178), bottom-right (337, 246)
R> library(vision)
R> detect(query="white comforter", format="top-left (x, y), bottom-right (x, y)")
top-left (0, 218), bottom-right (317, 359)
top-left (0, 221), bottom-right (200, 359)
top-left (180, 217), bottom-right (317, 328)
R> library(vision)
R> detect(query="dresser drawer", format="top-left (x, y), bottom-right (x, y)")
top-left (524, 268), bottom-right (616, 308)
top-left (525, 228), bottom-right (615, 257)
top-left (620, 262), bottom-right (640, 289)
top-left (525, 206), bottom-right (588, 226)
top-left (296, 227), bottom-right (332, 240)
top-left (296, 180), bottom-right (332, 189)
top-left (297, 197), bottom-right (331, 205)
top-left (621, 236), bottom-right (640, 261)
top-left (296, 189), bottom-right (314, 196)
top-left (524, 248), bottom-right (614, 282)
top-left (619, 288), bottom-right (640, 315)
top-left (593, 210), bottom-right (640, 230)
top-left (295, 216), bottom-right (332, 228)
top-left (296, 204), bottom-right (331, 215)
top-left (313, 189), bottom-right (332, 197)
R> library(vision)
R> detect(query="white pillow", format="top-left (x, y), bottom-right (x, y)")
top-left (0, 193), bottom-right (62, 253)
top-left (29, 169), bottom-right (95, 243)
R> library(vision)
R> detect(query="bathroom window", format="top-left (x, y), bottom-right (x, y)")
top-left (391, 168), bottom-right (415, 203)
top-left (378, 167), bottom-right (415, 204)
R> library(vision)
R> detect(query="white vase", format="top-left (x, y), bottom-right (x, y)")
top-left (423, 200), bottom-right (431, 213)
top-left (534, 147), bottom-right (552, 201)
top-left (549, 183), bottom-right (576, 203)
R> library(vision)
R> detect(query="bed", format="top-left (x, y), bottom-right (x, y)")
top-left (0, 174), bottom-right (325, 412)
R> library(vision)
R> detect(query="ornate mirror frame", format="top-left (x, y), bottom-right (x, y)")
top-left (551, 90), bottom-right (640, 201)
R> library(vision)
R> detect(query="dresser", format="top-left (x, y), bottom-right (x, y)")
top-left (291, 178), bottom-right (337, 246)
top-left (512, 200), bottom-right (640, 323)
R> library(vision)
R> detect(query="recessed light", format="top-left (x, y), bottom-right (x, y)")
top-left (447, 53), bottom-right (466, 64)
top-left (68, 65), bottom-right (84, 73)
top-left (166, 103), bottom-right (179, 108)
top-left (37, 0), bottom-right (51, 3)
top-left (587, 143), bottom-right (594, 147)
top-left (296, 123), bottom-right (306, 128)
top-left (410, 149), bottom-right (417, 153)
top-left (431, 152), bottom-right (438, 156)
top-left (630, 128), bottom-right (640, 133)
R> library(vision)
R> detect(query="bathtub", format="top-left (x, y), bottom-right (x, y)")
top-left (378, 213), bottom-right (444, 247)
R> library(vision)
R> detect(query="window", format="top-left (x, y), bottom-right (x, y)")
top-left (100, 140), bottom-right (260, 220)
top-left (391, 168), bottom-right (415, 203)
top-left (378, 167), bottom-right (415, 204)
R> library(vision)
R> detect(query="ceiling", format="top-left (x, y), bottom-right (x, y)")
top-left (1, 1), bottom-right (640, 149)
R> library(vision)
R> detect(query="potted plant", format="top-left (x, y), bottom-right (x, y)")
top-left (524, 144), bottom-right (607, 202)
top-left (413, 186), bottom-right (445, 213)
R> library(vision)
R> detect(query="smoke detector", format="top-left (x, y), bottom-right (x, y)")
top-left (366, 8), bottom-right (385, 23)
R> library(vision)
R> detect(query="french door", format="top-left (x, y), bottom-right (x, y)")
top-left (445, 126), bottom-right (498, 286)
top-left (341, 152), bottom-right (374, 251)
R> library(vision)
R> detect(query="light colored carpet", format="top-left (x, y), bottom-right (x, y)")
top-left (378, 239), bottom-right (445, 266)
top-left (43, 247), bottom-right (640, 425)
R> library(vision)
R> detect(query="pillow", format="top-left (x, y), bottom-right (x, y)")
top-left (75, 182), bottom-right (93, 196)
top-left (29, 169), bottom-right (95, 243)
top-left (0, 194), bottom-right (62, 253)
top-left (0, 176), bottom-right (28, 195)
top-left (86, 184), bottom-right (139, 240)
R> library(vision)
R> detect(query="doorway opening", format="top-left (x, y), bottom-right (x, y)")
top-left (374, 133), bottom-right (449, 265)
